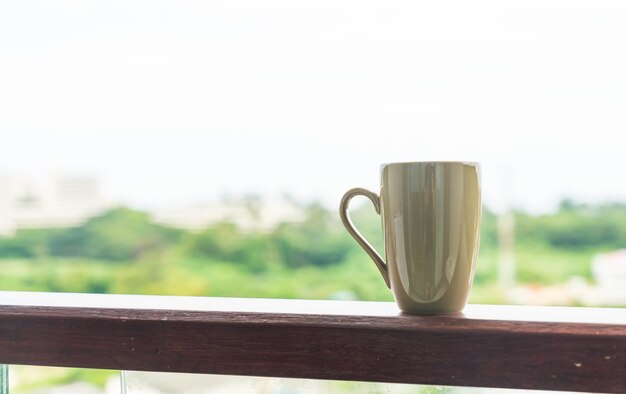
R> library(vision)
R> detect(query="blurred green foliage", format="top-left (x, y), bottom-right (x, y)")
top-left (0, 208), bottom-right (182, 261)
top-left (0, 200), bottom-right (624, 304)
top-left (0, 204), bottom-right (353, 270)
top-left (516, 201), bottom-right (626, 249)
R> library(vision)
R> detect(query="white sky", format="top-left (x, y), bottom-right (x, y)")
top-left (1, 0), bottom-right (625, 213)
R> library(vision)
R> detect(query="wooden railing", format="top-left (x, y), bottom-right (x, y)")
top-left (0, 291), bottom-right (624, 393)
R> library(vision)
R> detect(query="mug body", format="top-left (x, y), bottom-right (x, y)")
top-left (380, 161), bottom-right (481, 314)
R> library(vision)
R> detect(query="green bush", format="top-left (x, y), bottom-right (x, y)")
top-left (186, 222), bottom-right (277, 271)
top-left (516, 202), bottom-right (626, 250)
top-left (273, 204), bottom-right (352, 268)
top-left (45, 208), bottom-right (179, 261)
top-left (0, 228), bottom-right (56, 258)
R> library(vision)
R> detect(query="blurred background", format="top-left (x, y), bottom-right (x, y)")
top-left (1, 0), bottom-right (625, 392)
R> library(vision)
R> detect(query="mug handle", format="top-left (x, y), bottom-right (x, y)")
top-left (339, 188), bottom-right (390, 289)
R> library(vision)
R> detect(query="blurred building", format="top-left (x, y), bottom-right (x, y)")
top-left (152, 197), bottom-right (305, 232)
top-left (0, 174), bottom-right (305, 235)
top-left (592, 250), bottom-right (626, 305)
top-left (0, 174), bottom-right (108, 236)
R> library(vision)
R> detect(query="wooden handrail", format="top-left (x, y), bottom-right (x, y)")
top-left (0, 291), bottom-right (624, 393)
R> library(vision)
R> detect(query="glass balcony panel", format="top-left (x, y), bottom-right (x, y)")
top-left (121, 370), bottom-right (592, 394)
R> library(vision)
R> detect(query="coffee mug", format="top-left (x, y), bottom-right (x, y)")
top-left (340, 161), bottom-right (481, 314)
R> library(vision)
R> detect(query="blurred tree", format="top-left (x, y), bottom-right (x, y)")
top-left (48, 207), bottom-right (182, 261)
top-left (479, 209), bottom-right (498, 249)
top-left (273, 203), bottom-right (352, 268)
top-left (186, 221), bottom-right (277, 271)
top-left (0, 229), bottom-right (52, 258)
top-left (516, 200), bottom-right (626, 249)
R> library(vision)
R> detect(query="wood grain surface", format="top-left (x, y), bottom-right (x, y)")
top-left (0, 291), bottom-right (624, 393)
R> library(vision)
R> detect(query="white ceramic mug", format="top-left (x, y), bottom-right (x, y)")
top-left (340, 161), bottom-right (481, 314)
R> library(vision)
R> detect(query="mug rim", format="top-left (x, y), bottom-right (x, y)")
top-left (381, 161), bottom-right (479, 167)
